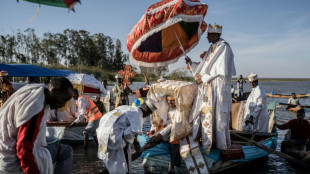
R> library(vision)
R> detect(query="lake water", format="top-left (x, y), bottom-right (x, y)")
top-left (71, 80), bottom-right (310, 174)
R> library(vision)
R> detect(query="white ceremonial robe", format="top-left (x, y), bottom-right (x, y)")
top-left (103, 86), bottom-right (114, 112)
top-left (0, 84), bottom-right (53, 174)
top-left (97, 105), bottom-right (143, 174)
top-left (190, 38), bottom-right (236, 150)
top-left (242, 84), bottom-right (269, 132)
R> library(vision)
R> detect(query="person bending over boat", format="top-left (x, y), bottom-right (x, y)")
top-left (277, 109), bottom-right (310, 151)
top-left (70, 89), bottom-right (103, 150)
top-left (144, 95), bottom-right (181, 174)
top-left (96, 100), bottom-right (155, 174)
top-left (0, 77), bottom-right (73, 174)
top-left (242, 73), bottom-right (269, 132)
top-left (286, 93), bottom-right (300, 110)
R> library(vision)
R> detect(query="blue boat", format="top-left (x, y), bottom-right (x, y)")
top-left (139, 102), bottom-right (277, 173)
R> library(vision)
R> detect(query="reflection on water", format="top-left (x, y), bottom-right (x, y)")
top-left (72, 81), bottom-right (310, 174)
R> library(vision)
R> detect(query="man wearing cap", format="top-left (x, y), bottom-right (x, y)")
top-left (97, 100), bottom-right (156, 174)
top-left (242, 73), bottom-right (269, 132)
top-left (185, 24), bottom-right (236, 150)
top-left (0, 71), bottom-right (15, 107)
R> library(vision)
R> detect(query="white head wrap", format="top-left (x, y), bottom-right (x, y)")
top-left (248, 73), bottom-right (258, 82)
top-left (145, 99), bottom-right (157, 111)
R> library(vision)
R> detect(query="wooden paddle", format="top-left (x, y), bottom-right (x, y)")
top-left (230, 132), bottom-right (310, 169)
top-left (279, 103), bottom-right (310, 108)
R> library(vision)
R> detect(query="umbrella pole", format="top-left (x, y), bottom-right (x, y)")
top-left (172, 29), bottom-right (195, 76)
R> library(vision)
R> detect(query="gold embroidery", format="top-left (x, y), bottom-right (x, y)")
top-left (112, 112), bottom-right (122, 117)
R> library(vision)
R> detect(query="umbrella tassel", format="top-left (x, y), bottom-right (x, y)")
top-left (172, 28), bottom-right (194, 76)
top-left (27, 4), bottom-right (41, 24)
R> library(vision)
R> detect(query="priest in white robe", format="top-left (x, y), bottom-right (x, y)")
top-left (242, 73), bottom-right (269, 132)
top-left (185, 23), bottom-right (236, 150)
top-left (0, 77), bottom-right (74, 174)
top-left (97, 100), bottom-right (156, 174)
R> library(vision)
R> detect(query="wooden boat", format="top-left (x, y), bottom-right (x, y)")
top-left (287, 105), bottom-right (302, 113)
top-left (267, 93), bottom-right (309, 98)
top-left (278, 103), bottom-right (309, 113)
top-left (46, 121), bottom-right (93, 145)
top-left (139, 102), bottom-right (277, 173)
top-left (280, 132), bottom-right (310, 165)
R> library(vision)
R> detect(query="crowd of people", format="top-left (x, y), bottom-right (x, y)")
top-left (0, 23), bottom-right (308, 174)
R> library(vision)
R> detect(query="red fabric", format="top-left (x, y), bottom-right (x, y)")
top-left (221, 144), bottom-right (245, 161)
top-left (16, 109), bottom-right (44, 174)
top-left (278, 119), bottom-right (310, 140)
top-left (83, 86), bottom-right (100, 94)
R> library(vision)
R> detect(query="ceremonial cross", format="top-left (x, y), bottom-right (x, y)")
top-left (118, 65), bottom-right (136, 86)
top-left (188, 166), bottom-right (196, 172)
top-left (198, 162), bottom-right (205, 169)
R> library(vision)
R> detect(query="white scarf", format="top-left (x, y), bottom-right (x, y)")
top-left (0, 84), bottom-right (53, 174)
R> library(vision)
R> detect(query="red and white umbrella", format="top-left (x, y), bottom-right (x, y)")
top-left (127, 0), bottom-right (208, 67)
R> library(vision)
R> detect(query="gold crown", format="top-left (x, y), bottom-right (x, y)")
top-left (208, 24), bottom-right (222, 29)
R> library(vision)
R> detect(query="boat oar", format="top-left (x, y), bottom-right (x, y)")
top-left (279, 103), bottom-right (310, 108)
top-left (230, 132), bottom-right (310, 169)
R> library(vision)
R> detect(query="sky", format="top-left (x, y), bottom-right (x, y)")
top-left (0, 0), bottom-right (310, 78)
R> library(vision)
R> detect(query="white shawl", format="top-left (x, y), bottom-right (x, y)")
top-left (0, 84), bottom-right (53, 174)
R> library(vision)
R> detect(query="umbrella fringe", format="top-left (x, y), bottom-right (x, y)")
top-left (130, 40), bottom-right (200, 68)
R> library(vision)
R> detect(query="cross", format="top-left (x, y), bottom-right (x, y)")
top-left (118, 65), bottom-right (136, 86)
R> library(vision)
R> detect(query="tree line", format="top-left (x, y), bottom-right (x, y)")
top-left (0, 28), bottom-right (128, 70)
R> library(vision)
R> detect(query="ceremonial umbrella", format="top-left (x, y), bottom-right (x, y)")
top-left (127, 0), bottom-right (208, 67)
top-left (66, 73), bottom-right (106, 95)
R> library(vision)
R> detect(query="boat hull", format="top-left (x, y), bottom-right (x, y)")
top-left (141, 135), bottom-right (277, 173)
top-left (46, 122), bottom-right (93, 145)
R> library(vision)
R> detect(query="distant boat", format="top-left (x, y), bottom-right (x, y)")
top-left (139, 102), bottom-right (277, 173)
top-left (267, 93), bottom-right (309, 98)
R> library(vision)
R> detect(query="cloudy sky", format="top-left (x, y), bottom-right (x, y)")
top-left (0, 0), bottom-right (309, 78)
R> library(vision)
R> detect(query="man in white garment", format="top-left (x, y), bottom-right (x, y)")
top-left (185, 23), bottom-right (236, 150)
top-left (97, 100), bottom-right (156, 174)
top-left (242, 73), bottom-right (269, 132)
top-left (0, 77), bottom-right (73, 174)
top-left (286, 93), bottom-right (300, 110)
top-left (102, 80), bottom-right (114, 112)
top-left (146, 95), bottom-right (181, 174)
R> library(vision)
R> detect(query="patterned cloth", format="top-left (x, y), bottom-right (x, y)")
top-left (0, 80), bottom-right (15, 107)
top-left (148, 80), bottom-right (197, 142)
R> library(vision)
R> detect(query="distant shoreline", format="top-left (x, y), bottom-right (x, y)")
top-left (232, 78), bottom-right (310, 82)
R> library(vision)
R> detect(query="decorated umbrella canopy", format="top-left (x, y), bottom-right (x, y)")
top-left (18, 0), bottom-right (81, 11)
top-left (66, 73), bottom-right (106, 95)
top-left (127, 0), bottom-right (208, 67)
